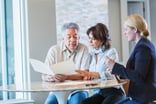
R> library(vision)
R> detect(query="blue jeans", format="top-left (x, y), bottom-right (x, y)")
top-left (44, 93), bottom-right (58, 104)
top-left (44, 91), bottom-right (88, 104)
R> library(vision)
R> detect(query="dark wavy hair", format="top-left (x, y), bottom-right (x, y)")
top-left (87, 23), bottom-right (111, 50)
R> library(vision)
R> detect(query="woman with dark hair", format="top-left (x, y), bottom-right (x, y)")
top-left (77, 23), bottom-right (125, 104)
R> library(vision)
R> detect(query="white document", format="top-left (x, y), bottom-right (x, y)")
top-left (30, 58), bottom-right (76, 75)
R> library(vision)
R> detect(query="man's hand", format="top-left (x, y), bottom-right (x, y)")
top-left (42, 74), bottom-right (67, 82)
top-left (53, 74), bottom-right (68, 82)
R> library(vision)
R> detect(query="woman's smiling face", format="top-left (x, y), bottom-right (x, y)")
top-left (123, 25), bottom-right (137, 42)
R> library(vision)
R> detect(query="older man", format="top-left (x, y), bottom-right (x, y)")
top-left (42, 22), bottom-right (91, 104)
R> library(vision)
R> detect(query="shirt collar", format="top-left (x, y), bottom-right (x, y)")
top-left (93, 46), bottom-right (105, 54)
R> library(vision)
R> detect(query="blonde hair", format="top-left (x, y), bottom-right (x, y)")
top-left (124, 14), bottom-right (149, 38)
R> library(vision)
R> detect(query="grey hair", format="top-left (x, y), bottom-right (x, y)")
top-left (61, 22), bottom-right (79, 35)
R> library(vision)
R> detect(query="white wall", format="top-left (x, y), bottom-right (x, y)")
top-left (108, 0), bottom-right (122, 61)
top-left (28, 0), bottom-right (56, 103)
top-left (108, 0), bottom-right (129, 64)
top-left (150, 0), bottom-right (156, 45)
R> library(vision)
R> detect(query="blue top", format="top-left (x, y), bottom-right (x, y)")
top-left (89, 47), bottom-right (119, 80)
top-left (112, 38), bottom-right (156, 103)
top-left (89, 47), bottom-right (121, 95)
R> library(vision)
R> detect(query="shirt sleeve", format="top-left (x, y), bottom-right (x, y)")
top-left (79, 47), bottom-right (91, 70)
top-left (107, 48), bottom-right (119, 62)
top-left (100, 48), bottom-right (119, 79)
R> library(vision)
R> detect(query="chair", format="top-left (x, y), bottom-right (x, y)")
top-left (115, 97), bottom-right (132, 104)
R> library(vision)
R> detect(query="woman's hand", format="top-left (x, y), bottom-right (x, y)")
top-left (105, 56), bottom-right (116, 72)
top-left (76, 70), bottom-right (100, 80)
top-left (66, 74), bottom-right (84, 80)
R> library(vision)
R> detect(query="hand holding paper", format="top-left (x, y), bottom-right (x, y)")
top-left (30, 58), bottom-right (76, 75)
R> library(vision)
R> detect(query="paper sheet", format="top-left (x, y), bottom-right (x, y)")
top-left (30, 59), bottom-right (54, 75)
top-left (30, 58), bottom-right (76, 75)
top-left (50, 60), bottom-right (76, 74)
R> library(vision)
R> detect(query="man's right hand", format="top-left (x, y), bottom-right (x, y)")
top-left (42, 74), bottom-right (67, 82)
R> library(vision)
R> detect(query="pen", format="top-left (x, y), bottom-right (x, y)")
top-left (85, 83), bottom-right (98, 87)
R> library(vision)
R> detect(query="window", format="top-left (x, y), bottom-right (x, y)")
top-left (0, 0), bottom-right (30, 100)
top-left (0, 0), bottom-right (15, 100)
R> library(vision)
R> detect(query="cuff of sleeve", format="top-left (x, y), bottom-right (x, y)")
top-left (112, 63), bottom-right (118, 74)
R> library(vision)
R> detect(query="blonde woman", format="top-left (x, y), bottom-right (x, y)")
top-left (106, 14), bottom-right (156, 104)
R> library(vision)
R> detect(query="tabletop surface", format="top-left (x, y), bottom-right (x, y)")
top-left (0, 79), bottom-right (126, 92)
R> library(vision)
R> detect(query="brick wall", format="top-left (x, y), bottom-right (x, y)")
top-left (56, 0), bottom-right (108, 45)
